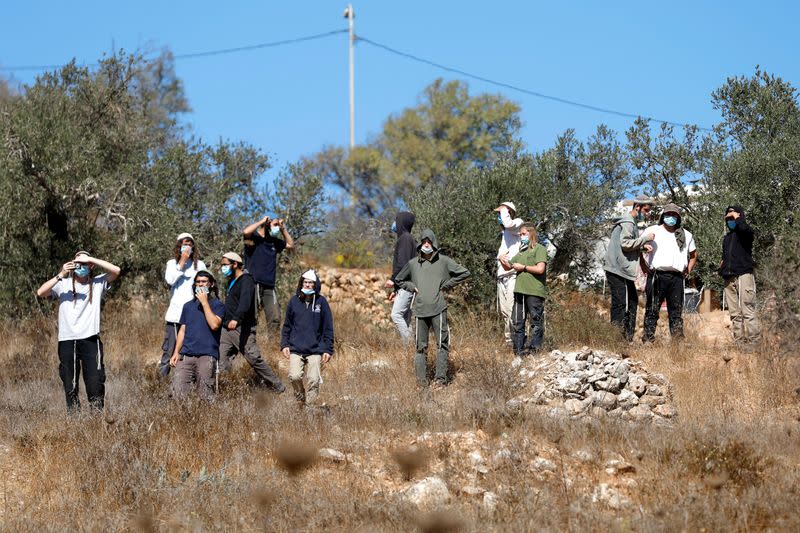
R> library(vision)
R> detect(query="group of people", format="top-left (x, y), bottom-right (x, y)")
top-left (37, 196), bottom-right (759, 412)
top-left (602, 196), bottom-right (759, 345)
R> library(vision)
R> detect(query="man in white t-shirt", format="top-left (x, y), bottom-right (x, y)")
top-left (494, 201), bottom-right (523, 347)
top-left (36, 251), bottom-right (121, 411)
top-left (640, 203), bottom-right (698, 342)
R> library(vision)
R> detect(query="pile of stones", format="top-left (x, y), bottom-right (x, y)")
top-left (512, 347), bottom-right (677, 423)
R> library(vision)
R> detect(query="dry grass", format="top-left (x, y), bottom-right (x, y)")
top-left (1, 292), bottom-right (799, 531)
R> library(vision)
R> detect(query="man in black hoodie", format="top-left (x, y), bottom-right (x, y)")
top-left (217, 252), bottom-right (285, 392)
top-left (719, 206), bottom-right (760, 343)
top-left (385, 212), bottom-right (417, 343)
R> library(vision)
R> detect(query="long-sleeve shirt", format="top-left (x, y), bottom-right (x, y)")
top-left (222, 271), bottom-right (257, 328)
top-left (164, 258), bottom-right (207, 323)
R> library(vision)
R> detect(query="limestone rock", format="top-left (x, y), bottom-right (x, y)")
top-left (652, 403), bottom-right (677, 419)
top-left (319, 448), bottom-right (347, 463)
top-left (404, 477), bottom-right (451, 508)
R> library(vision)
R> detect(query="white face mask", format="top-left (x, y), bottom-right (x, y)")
top-left (420, 244), bottom-right (434, 254)
top-left (270, 226), bottom-right (281, 237)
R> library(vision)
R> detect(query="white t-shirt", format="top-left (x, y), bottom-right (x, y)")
top-left (52, 274), bottom-right (109, 341)
top-left (164, 258), bottom-right (207, 323)
top-left (496, 208), bottom-right (523, 278)
top-left (643, 225), bottom-right (696, 273)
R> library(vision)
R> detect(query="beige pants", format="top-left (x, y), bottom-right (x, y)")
top-left (288, 354), bottom-right (322, 404)
top-left (724, 273), bottom-right (761, 342)
top-left (497, 275), bottom-right (516, 344)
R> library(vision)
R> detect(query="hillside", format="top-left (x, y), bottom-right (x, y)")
top-left (1, 282), bottom-right (799, 531)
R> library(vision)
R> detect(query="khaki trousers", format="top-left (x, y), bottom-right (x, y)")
top-left (288, 353), bottom-right (322, 404)
top-left (724, 273), bottom-right (761, 342)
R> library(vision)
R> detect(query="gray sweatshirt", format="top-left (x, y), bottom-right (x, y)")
top-left (603, 214), bottom-right (650, 280)
top-left (394, 229), bottom-right (471, 318)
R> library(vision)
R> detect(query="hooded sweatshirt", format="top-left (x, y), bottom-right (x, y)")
top-left (280, 276), bottom-right (335, 355)
top-left (497, 208), bottom-right (524, 278)
top-left (394, 229), bottom-right (471, 318)
top-left (719, 205), bottom-right (755, 278)
top-left (222, 270), bottom-right (257, 328)
top-left (603, 213), bottom-right (651, 281)
top-left (391, 212), bottom-right (417, 283)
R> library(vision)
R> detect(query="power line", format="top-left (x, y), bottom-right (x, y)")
top-left (0, 29), bottom-right (348, 72)
top-left (357, 35), bottom-right (713, 132)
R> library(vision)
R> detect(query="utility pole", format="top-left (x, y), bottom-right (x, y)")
top-left (343, 4), bottom-right (357, 207)
top-left (344, 4), bottom-right (355, 150)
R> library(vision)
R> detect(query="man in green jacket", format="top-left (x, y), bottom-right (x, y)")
top-left (395, 229), bottom-right (470, 388)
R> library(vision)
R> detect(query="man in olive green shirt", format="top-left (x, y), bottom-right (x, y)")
top-left (500, 223), bottom-right (547, 356)
top-left (395, 229), bottom-right (470, 387)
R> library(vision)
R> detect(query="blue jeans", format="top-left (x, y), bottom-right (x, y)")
top-left (391, 288), bottom-right (414, 343)
top-left (512, 293), bottom-right (544, 356)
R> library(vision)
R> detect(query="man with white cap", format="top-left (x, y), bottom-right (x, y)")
top-left (494, 201), bottom-right (523, 346)
top-left (159, 232), bottom-right (206, 377)
top-left (281, 269), bottom-right (335, 405)
top-left (217, 251), bottom-right (285, 392)
top-left (641, 203), bottom-right (698, 342)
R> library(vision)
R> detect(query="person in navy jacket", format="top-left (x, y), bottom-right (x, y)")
top-left (280, 269), bottom-right (334, 405)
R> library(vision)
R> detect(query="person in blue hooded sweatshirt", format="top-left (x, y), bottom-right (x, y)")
top-left (281, 269), bottom-right (335, 405)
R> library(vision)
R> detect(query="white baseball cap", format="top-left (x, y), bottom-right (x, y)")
top-left (301, 269), bottom-right (318, 282)
top-left (176, 232), bottom-right (194, 242)
top-left (494, 201), bottom-right (516, 212)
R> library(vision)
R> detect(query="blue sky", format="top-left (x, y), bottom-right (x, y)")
top-left (2, 1), bottom-right (798, 182)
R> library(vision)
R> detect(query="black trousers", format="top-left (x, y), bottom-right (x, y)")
top-left (606, 271), bottom-right (638, 341)
top-left (58, 335), bottom-right (106, 411)
top-left (643, 270), bottom-right (684, 342)
top-left (256, 283), bottom-right (281, 336)
top-left (511, 293), bottom-right (545, 356)
top-left (159, 322), bottom-right (179, 377)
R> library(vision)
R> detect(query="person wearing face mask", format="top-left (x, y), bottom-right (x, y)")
top-left (217, 252), bottom-right (285, 392)
top-left (718, 205), bottom-right (760, 344)
top-left (385, 212), bottom-right (417, 343)
top-left (243, 215), bottom-right (295, 338)
top-left (494, 202), bottom-right (524, 347)
top-left (169, 271), bottom-right (225, 401)
top-left (641, 203), bottom-right (698, 342)
top-left (160, 233), bottom-right (207, 377)
top-left (36, 251), bottom-right (121, 411)
top-left (394, 229), bottom-right (470, 388)
top-left (603, 196), bottom-right (656, 341)
top-left (281, 270), bottom-right (335, 405)
top-left (499, 223), bottom-right (549, 356)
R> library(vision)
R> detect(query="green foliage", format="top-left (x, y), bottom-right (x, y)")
top-left (0, 52), bottom-right (269, 310)
top-left (628, 68), bottom-right (800, 339)
top-left (408, 126), bottom-right (629, 306)
top-left (310, 78), bottom-right (523, 216)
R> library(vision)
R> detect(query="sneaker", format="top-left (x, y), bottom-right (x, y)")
top-left (431, 380), bottom-right (447, 391)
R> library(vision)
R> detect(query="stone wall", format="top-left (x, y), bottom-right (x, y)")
top-left (317, 267), bottom-right (393, 328)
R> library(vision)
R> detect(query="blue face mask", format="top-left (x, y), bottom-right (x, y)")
top-left (221, 265), bottom-right (232, 277)
top-left (181, 245), bottom-right (192, 254)
top-left (726, 220), bottom-right (737, 230)
top-left (520, 236), bottom-right (530, 247)
top-left (391, 221), bottom-right (397, 233)
top-left (270, 226), bottom-right (281, 237)
top-left (301, 287), bottom-right (315, 295)
top-left (74, 264), bottom-right (90, 278)
top-left (497, 214), bottom-right (503, 225)
top-left (663, 215), bottom-right (678, 227)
